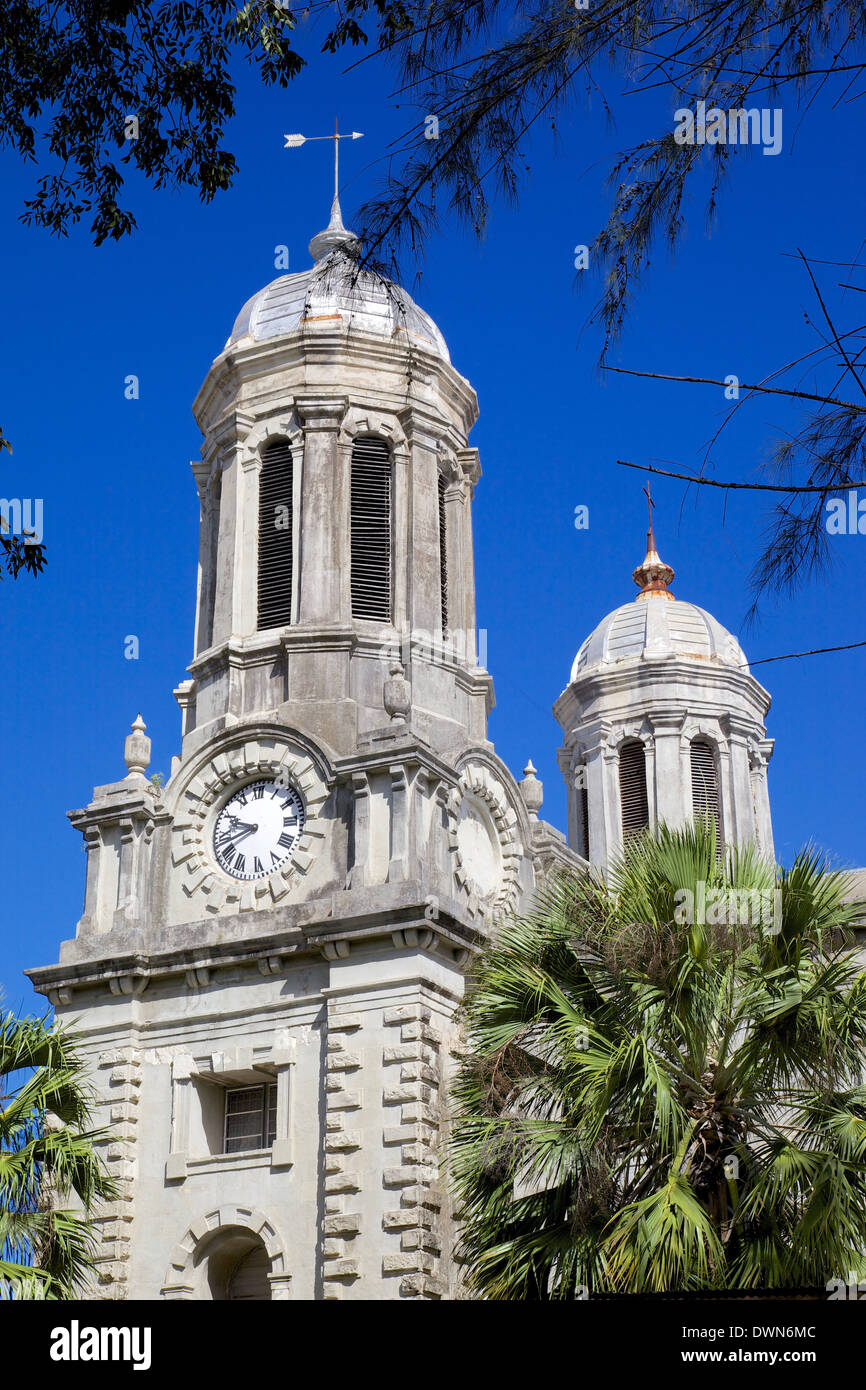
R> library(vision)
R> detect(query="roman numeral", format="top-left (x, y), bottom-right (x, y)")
top-left (253, 857), bottom-right (263, 875)
top-left (252, 785), bottom-right (264, 800)
top-left (280, 798), bottom-right (296, 810)
top-left (235, 854), bottom-right (246, 874)
top-left (223, 849), bottom-right (236, 869)
top-left (216, 830), bottom-right (235, 847)
top-left (270, 851), bottom-right (281, 866)
top-left (278, 832), bottom-right (294, 849)
top-left (283, 815), bottom-right (298, 827)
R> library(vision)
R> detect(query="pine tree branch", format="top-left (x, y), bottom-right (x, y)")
top-left (616, 460), bottom-right (866, 492)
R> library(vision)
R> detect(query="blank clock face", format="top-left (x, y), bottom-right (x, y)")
top-left (213, 779), bottom-right (305, 881)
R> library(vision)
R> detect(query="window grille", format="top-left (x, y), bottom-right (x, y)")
top-left (619, 740), bottom-right (649, 842)
top-left (691, 739), bottom-right (722, 843)
top-left (579, 780), bottom-right (590, 860)
top-left (438, 472), bottom-right (449, 633)
top-left (257, 439), bottom-right (294, 629)
top-left (350, 437), bottom-right (392, 620)
top-left (223, 1084), bottom-right (277, 1154)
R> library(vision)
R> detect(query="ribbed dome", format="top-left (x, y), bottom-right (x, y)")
top-left (571, 598), bottom-right (748, 681)
top-left (225, 199), bottom-right (449, 361)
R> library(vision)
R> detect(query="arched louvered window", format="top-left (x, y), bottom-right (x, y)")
top-left (438, 472), bottom-right (449, 634)
top-left (351, 437), bottom-right (392, 621)
top-left (619, 740), bottom-right (649, 843)
top-left (257, 439), bottom-right (294, 630)
top-left (691, 739), bottom-right (722, 843)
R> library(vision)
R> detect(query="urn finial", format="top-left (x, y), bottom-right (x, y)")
top-left (124, 713), bottom-right (151, 778)
top-left (519, 759), bottom-right (544, 820)
top-left (383, 662), bottom-right (411, 724)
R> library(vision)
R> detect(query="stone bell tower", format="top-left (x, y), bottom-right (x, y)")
top-left (28, 198), bottom-right (580, 1301)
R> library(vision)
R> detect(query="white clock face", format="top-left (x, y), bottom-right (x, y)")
top-left (213, 779), bottom-right (306, 881)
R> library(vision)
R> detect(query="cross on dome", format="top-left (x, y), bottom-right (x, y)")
top-left (632, 483), bottom-right (675, 600)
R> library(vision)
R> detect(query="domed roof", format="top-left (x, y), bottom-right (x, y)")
top-left (570, 519), bottom-right (749, 681)
top-left (572, 598), bottom-right (748, 680)
top-left (225, 198), bottom-right (450, 362)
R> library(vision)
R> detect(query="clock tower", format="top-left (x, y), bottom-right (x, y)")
top-left (28, 199), bottom-right (581, 1301)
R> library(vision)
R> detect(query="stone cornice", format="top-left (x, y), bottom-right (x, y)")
top-left (25, 886), bottom-right (486, 1002)
top-left (554, 656), bottom-right (771, 727)
top-left (194, 329), bottom-right (479, 438)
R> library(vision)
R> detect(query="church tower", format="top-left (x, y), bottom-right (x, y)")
top-left (555, 520), bottom-right (775, 868)
top-left (28, 200), bottom-right (580, 1301)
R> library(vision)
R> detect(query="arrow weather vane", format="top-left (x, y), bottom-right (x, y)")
top-left (283, 118), bottom-right (364, 200)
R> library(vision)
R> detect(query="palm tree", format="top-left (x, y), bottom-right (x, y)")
top-left (0, 1011), bottom-right (115, 1298)
top-left (450, 821), bottom-right (866, 1297)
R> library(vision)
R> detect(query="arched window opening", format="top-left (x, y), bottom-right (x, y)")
top-left (619, 740), bottom-right (649, 842)
top-left (351, 437), bottom-right (392, 621)
top-left (257, 439), bottom-right (294, 630)
top-left (202, 1230), bottom-right (272, 1301)
top-left (691, 738), bottom-right (722, 844)
top-left (438, 472), bottom-right (449, 634)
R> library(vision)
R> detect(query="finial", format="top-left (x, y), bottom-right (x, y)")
top-left (124, 713), bottom-right (151, 779)
top-left (633, 483), bottom-right (675, 600)
top-left (519, 760), bottom-right (544, 820)
top-left (283, 122), bottom-right (364, 262)
top-left (383, 661), bottom-right (411, 724)
top-left (308, 194), bottom-right (360, 262)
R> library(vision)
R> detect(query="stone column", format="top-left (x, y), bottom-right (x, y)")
top-left (651, 714), bottom-right (686, 827)
top-left (749, 738), bottom-right (775, 860)
top-left (191, 459), bottom-right (219, 656)
top-left (296, 396), bottom-right (349, 625)
top-left (210, 412), bottom-right (254, 644)
top-left (401, 414), bottom-right (442, 641)
top-left (457, 448), bottom-right (480, 662)
top-left (726, 718), bottom-right (757, 847)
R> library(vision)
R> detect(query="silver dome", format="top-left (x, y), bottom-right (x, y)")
top-left (571, 598), bottom-right (749, 682)
top-left (225, 198), bottom-right (449, 361)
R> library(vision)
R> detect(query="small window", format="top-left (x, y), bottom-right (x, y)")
top-left (223, 1085), bottom-right (277, 1154)
top-left (619, 740), bottom-right (649, 842)
top-left (691, 739), bottom-right (722, 844)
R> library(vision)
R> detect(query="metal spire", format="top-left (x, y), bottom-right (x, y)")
top-left (633, 482), bottom-right (675, 600)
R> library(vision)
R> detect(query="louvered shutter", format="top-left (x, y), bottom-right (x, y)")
top-left (227, 1243), bottom-right (271, 1301)
top-left (579, 781), bottom-right (590, 860)
top-left (257, 440), bottom-right (294, 630)
top-left (691, 739), bottom-right (722, 842)
top-left (438, 472), bottom-right (449, 633)
top-left (351, 437), bottom-right (392, 621)
top-left (619, 740), bottom-right (649, 841)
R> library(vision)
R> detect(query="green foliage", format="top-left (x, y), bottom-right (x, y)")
top-left (0, 0), bottom-right (409, 244)
top-left (450, 821), bottom-right (866, 1297)
top-left (0, 1011), bottom-right (116, 1299)
top-left (355, 1), bottom-right (866, 350)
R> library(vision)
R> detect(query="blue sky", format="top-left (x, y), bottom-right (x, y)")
top-left (1, 20), bottom-right (864, 1006)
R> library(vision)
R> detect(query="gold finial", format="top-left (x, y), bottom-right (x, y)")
top-left (633, 482), bottom-right (675, 600)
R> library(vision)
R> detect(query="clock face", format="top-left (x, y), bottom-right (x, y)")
top-left (213, 779), bottom-right (306, 881)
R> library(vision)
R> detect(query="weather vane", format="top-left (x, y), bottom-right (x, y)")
top-left (283, 119), bottom-right (364, 200)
